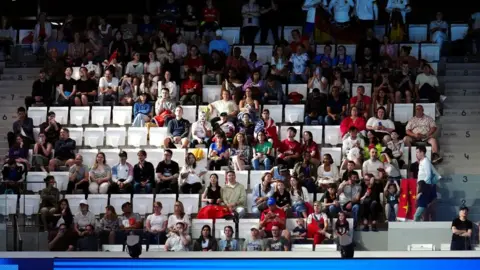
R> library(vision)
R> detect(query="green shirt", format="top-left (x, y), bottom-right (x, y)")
top-left (254, 141), bottom-right (272, 155)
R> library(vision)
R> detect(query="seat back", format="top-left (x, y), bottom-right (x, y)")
top-left (28, 107), bottom-right (47, 126)
top-left (84, 127), bottom-right (105, 147)
top-left (128, 127), bottom-right (148, 147)
top-left (19, 195), bottom-right (40, 215)
top-left (68, 127), bottom-right (84, 147)
top-left (280, 125), bottom-right (301, 141)
top-left (302, 126), bottom-right (323, 144)
top-left (69, 106), bottom-right (90, 126)
top-left (393, 103), bottom-right (414, 123)
top-left (112, 106), bottom-right (132, 126)
top-left (64, 194), bottom-right (87, 211)
top-left (191, 219), bottom-right (214, 239)
top-left (156, 194), bottom-right (176, 214)
top-left (263, 105), bottom-right (283, 123)
top-left (50, 172), bottom-right (69, 192)
top-left (26, 171), bottom-right (47, 193)
top-left (132, 194), bottom-right (154, 215)
top-left (408, 24), bottom-right (428, 43)
top-left (254, 45), bottom-right (274, 64)
top-left (249, 170), bottom-right (270, 190)
top-left (324, 125), bottom-right (341, 145)
top-left (0, 195), bottom-right (18, 215)
top-left (109, 194), bottom-right (131, 213)
top-left (182, 105), bottom-right (197, 123)
top-left (421, 43), bottom-right (440, 62)
top-left (49, 106), bottom-right (69, 125)
top-left (204, 171), bottom-right (226, 187)
top-left (214, 219), bottom-right (235, 239)
top-left (178, 194), bottom-right (200, 214)
top-left (284, 105), bottom-right (305, 123)
top-left (91, 106), bottom-right (112, 126)
top-left (88, 194), bottom-right (109, 216)
top-left (238, 219), bottom-right (260, 239)
top-left (321, 147), bottom-right (342, 167)
top-left (149, 127), bottom-right (168, 147)
top-left (105, 127), bottom-right (127, 147)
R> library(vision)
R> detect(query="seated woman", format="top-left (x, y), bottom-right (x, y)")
top-left (198, 174), bottom-right (230, 219)
top-left (306, 201), bottom-right (329, 245)
top-left (272, 181), bottom-right (292, 215)
top-left (221, 68), bottom-right (244, 104)
top-left (180, 153), bottom-right (206, 194)
top-left (340, 106), bottom-right (366, 139)
top-left (49, 198), bottom-right (74, 232)
top-left (167, 201), bottom-right (191, 232)
top-left (238, 87), bottom-right (260, 122)
top-left (243, 69), bottom-right (264, 99)
top-left (125, 52), bottom-right (144, 76)
top-left (208, 132), bottom-right (230, 170)
top-left (39, 175), bottom-right (60, 231)
top-left (290, 176), bottom-right (310, 218)
top-left (230, 133), bottom-right (251, 171)
top-left (132, 92), bottom-right (152, 127)
top-left (308, 68), bottom-right (329, 95)
top-left (120, 75), bottom-right (140, 106)
top-left (373, 88), bottom-right (392, 118)
top-left (88, 152), bottom-right (111, 194)
top-left (302, 131), bottom-right (320, 166)
top-left (158, 70), bottom-right (178, 101)
top-left (8, 135), bottom-right (30, 168)
top-left (360, 174), bottom-right (383, 231)
top-left (208, 90), bottom-right (239, 124)
top-left (270, 46), bottom-right (289, 82)
top-left (153, 88), bottom-right (176, 127)
top-left (332, 45), bottom-right (353, 79)
top-left (144, 51), bottom-right (161, 82)
top-left (98, 205), bottom-right (120, 245)
top-left (251, 172), bottom-right (274, 216)
top-left (193, 225), bottom-right (218, 251)
top-left (317, 153), bottom-right (340, 186)
top-left (57, 67), bottom-right (77, 106)
top-left (191, 112), bottom-right (212, 147)
top-left (254, 109), bottom-right (279, 147)
top-left (252, 131), bottom-right (273, 170)
top-left (140, 74), bottom-right (159, 101)
top-left (332, 68), bottom-right (350, 100)
top-left (366, 106), bottom-right (395, 142)
top-left (145, 201), bottom-right (168, 244)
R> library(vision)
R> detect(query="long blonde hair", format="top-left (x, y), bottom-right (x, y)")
top-left (92, 152), bottom-right (106, 170)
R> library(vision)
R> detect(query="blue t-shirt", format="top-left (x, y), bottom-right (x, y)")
top-left (210, 143), bottom-right (229, 156)
top-left (208, 39), bottom-right (230, 56)
top-left (327, 97), bottom-right (346, 114)
top-left (313, 54), bottom-right (332, 66)
top-left (332, 55), bottom-right (353, 68)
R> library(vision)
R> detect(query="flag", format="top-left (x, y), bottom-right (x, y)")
top-left (108, 49), bottom-right (118, 63)
top-left (397, 178), bottom-right (417, 221)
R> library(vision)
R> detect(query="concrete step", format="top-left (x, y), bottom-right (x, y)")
top-left (446, 63), bottom-right (480, 70)
top-left (0, 74), bottom-right (38, 81)
top-left (438, 115), bottom-right (480, 123)
top-left (439, 123), bottom-right (480, 131)
top-left (2, 68), bottom-right (40, 75)
top-left (443, 96), bottom-right (480, 103)
top-left (446, 69), bottom-right (480, 76)
top-left (443, 108), bottom-right (480, 117)
top-left (0, 80), bottom-right (34, 87)
top-left (439, 130), bottom-right (479, 145)
top-left (444, 82), bottom-right (480, 89)
top-left (442, 151), bottom-right (479, 165)
top-left (443, 102), bottom-right (479, 109)
top-left (442, 76), bottom-right (480, 83)
top-left (443, 89), bottom-right (480, 97)
top-left (437, 166), bottom-right (480, 176)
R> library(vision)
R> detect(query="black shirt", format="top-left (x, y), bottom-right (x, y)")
top-left (273, 191), bottom-right (291, 208)
top-left (39, 121), bottom-right (62, 144)
top-left (321, 190), bottom-right (338, 204)
top-left (156, 160), bottom-right (180, 179)
top-left (394, 71), bottom-right (415, 93)
top-left (133, 161), bottom-right (155, 184)
top-left (183, 14), bottom-right (198, 31)
top-left (58, 77), bottom-right (76, 94)
top-left (54, 138), bottom-right (76, 161)
top-left (206, 59), bottom-right (225, 73)
top-left (259, 0), bottom-right (279, 23)
top-left (157, 3), bottom-right (180, 25)
top-left (451, 218), bottom-right (473, 243)
top-left (76, 79), bottom-right (97, 94)
top-left (32, 79), bottom-right (53, 100)
top-left (360, 182), bottom-right (383, 203)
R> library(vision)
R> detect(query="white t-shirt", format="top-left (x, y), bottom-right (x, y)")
top-left (147, 213), bottom-right (167, 231)
top-left (98, 77), bottom-right (119, 94)
top-left (289, 53), bottom-right (309, 75)
top-left (167, 214), bottom-right (191, 229)
top-left (172, 43), bottom-right (188, 59)
top-left (342, 136), bottom-right (365, 158)
top-left (212, 100), bottom-right (238, 115)
top-left (329, 0), bottom-right (354, 23)
top-left (180, 166), bottom-right (207, 185)
top-left (362, 159), bottom-right (384, 178)
top-left (158, 81), bottom-right (178, 100)
top-left (303, 0), bottom-right (324, 23)
top-left (192, 121), bottom-right (213, 140)
top-left (166, 233), bottom-right (191, 251)
top-left (145, 61), bottom-right (161, 75)
top-left (366, 117), bottom-right (395, 133)
top-left (415, 73), bottom-right (439, 89)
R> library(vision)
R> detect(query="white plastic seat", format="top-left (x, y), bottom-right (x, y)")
top-left (249, 170), bottom-right (270, 190)
top-left (400, 43), bottom-right (420, 58)
top-left (109, 194), bottom-right (131, 213)
top-left (149, 127), bottom-right (168, 147)
top-left (280, 125), bottom-right (301, 141)
top-left (321, 147), bottom-right (342, 167)
top-left (246, 193), bottom-right (254, 213)
top-left (393, 103), bottom-right (414, 123)
top-left (102, 245), bottom-right (123, 252)
top-left (420, 43), bottom-right (440, 62)
top-left (112, 106), bottom-right (132, 126)
top-left (69, 106), bottom-right (90, 126)
top-left (222, 27), bottom-right (241, 45)
top-left (407, 243), bottom-right (434, 251)
top-left (284, 105), bottom-right (305, 123)
top-left (105, 127), bottom-right (127, 147)
top-left (132, 194), bottom-right (154, 215)
top-left (91, 106), bottom-right (112, 126)
top-left (84, 127), bottom-right (105, 147)
top-left (156, 194), bottom-right (176, 214)
top-left (87, 194), bottom-right (109, 216)
top-left (188, 148), bottom-right (208, 169)
top-left (26, 171), bottom-right (47, 193)
top-left (128, 127), bottom-right (148, 147)
top-left (49, 106), bottom-right (68, 125)
top-left (315, 244), bottom-right (338, 251)
top-left (401, 147), bottom-right (410, 167)
top-left (123, 148), bottom-right (141, 165)
top-left (263, 105), bottom-right (283, 123)
top-left (192, 219), bottom-right (214, 239)
top-left (146, 149), bottom-right (164, 168)
top-left (324, 125), bottom-right (341, 145)
top-left (400, 169), bottom-right (407, 178)
top-left (351, 83), bottom-right (372, 97)
top-left (78, 149), bottom-right (99, 167)
top-left (28, 107), bottom-right (47, 126)
top-left (101, 149), bottom-right (122, 167)
top-left (302, 126), bottom-right (324, 145)
top-left (238, 219), bottom-right (260, 239)
top-left (292, 244), bottom-right (313, 251)
top-left (316, 44), bottom-right (336, 56)
top-left (451, 24), bottom-right (468, 41)
top-left (50, 172), bottom-right (69, 192)
top-left (214, 219), bottom-right (235, 239)
top-left (72, 67), bottom-right (81, 80)
top-left (254, 45), bottom-right (273, 64)
top-left (68, 127), bottom-right (84, 147)
top-left (64, 194), bottom-right (87, 210)
top-left (178, 194), bottom-right (200, 214)
top-left (416, 103), bottom-right (436, 119)
top-left (338, 44), bottom-right (356, 62)
top-left (408, 24), bottom-right (428, 43)
top-left (288, 84), bottom-right (308, 101)
top-left (19, 195), bottom-right (40, 216)
top-left (171, 149), bottom-right (187, 168)
top-left (411, 146), bottom-right (432, 163)
top-left (0, 195), bottom-right (18, 215)
top-left (33, 128), bottom-right (40, 142)
top-left (202, 85), bottom-right (222, 104)
top-left (235, 171), bottom-right (249, 189)
top-left (204, 171), bottom-right (226, 187)
top-left (182, 105), bottom-right (197, 124)
top-left (440, 243), bottom-right (451, 251)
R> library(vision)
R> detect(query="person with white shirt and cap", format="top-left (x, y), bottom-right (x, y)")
top-left (302, 0), bottom-right (327, 38)
top-left (430, 12), bottom-right (448, 44)
top-left (355, 0), bottom-right (379, 32)
top-left (328, 0), bottom-right (355, 26)
top-left (386, 0), bottom-right (411, 24)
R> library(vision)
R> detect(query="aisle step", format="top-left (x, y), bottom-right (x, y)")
top-left (446, 63), bottom-right (480, 70)
top-left (446, 69), bottom-right (480, 76)
top-left (444, 89), bottom-right (480, 96)
top-left (2, 68), bottom-right (40, 75)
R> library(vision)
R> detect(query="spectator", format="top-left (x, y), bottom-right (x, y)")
top-left (450, 207), bottom-right (473, 250)
top-left (396, 46), bottom-right (418, 70)
top-left (73, 200), bottom-right (96, 237)
top-left (270, 46), bottom-right (289, 82)
top-left (110, 151), bottom-right (134, 194)
top-left (159, 70), bottom-right (178, 100)
top-left (386, 0), bottom-right (411, 24)
top-left (322, 184), bottom-right (341, 217)
top-left (180, 70), bottom-right (202, 105)
top-left (394, 61), bottom-right (415, 103)
top-left (7, 135), bottom-right (29, 167)
top-left (265, 225), bottom-right (290, 251)
top-left (98, 69), bottom-right (119, 106)
top-left (259, 0), bottom-right (279, 44)
top-left (290, 176), bottom-right (310, 218)
top-left (44, 48), bottom-right (64, 82)
top-left (302, 0), bottom-right (321, 39)
top-left (28, 69), bottom-right (53, 107)
top-left (48, 30), bottom-right (68, 57)
top-left (350, 86), bottom-right (371, 118)
top-left (218, 225), bottom-right (239, 251)
top-left (108, 30), bottom-right (128, 62)
top-left (209, 90), bottom-right (239, 122)
top-left (293, 151), bottom-right (318, 193)
top-left (208, 131), bottom-right (230, 170)
top-left (165, 221), bottom-right (191, 251)
top-left (341, 127), bottom-right (365, 168)
top-left (373, 88), bottom-right (392, 117)
top-left (198, 173), bottom-right (228, 218)
top-left (48, 223), bottom-right (75, 251)
top-left (317, 153), bottom-right (340, 185)
top-left (226, 47), bottom-right (249, 79)
top-left (67, 32), bottom-right (85, 66)
top-left (67, 154), bottom-right (89, 194)
top-left (360, 173), bottom-right (383, 231)
top-left (184, 45), bottom-right (204, 76)
top-left (125, 52), bottom-right (144, 76)
top-left (203, 50), bottom-right (225, 85)
top-left (144, 52), bottom-right (161, 81)
top-left (260, 197), bottom-right (287, 237)
top-left (289, 44), bottom-right (309, 83)
top-left (384, 180), bottom-right (400, 221)
top-left (305, 88), bottom-right (328, 125)
top-left (183, 5), bottom-right (199, 44)
top-left (209, 30), bottom-right (230, 56)
top-left (0, 16), bottom-right (14, 60)
top-left (156, 149), bottom-right (180, 194)
top-left (325, 86), bottom-right (347, 125)
top-left (56, 67), bottom-right (76, 106)
top-left (164, 106), bottom-right (191, 148)
top-left (313, 44), bottom-right (333, 69)
top-left (246, 54), bottom-right (263, 78)
top-left (306, 201), bottom-right (329, 245)
top-left (288, 29), bottom-right (309, 56)
top-left (120, 14), bottom-right (136, 43)
top-left (39, 175), bottom-right (60, 231)
top-left (75, 67), bottom-right (97, 106)
top-left (193, 224), bottom-right (218, 251)
top-left (191, 112), bottom-right (213, 147)
top-left (1, 160), bottom-right (25, 194)
top-left (252, 131), bottom-right (273, 170)
top-left (39, 111), bottom-right (61, 144)
top-left (8, 107), bottom-right (34, 148)
top-left (356, 28), bottom-right (380, 65)
top-left (251, 172), bottom-right (274, 215)
top-left (133, 150), bottom-right (155, 194)
top-left (241, 0), bottom-right (261, 45)
top-left (132, 34), bottom-right (151, 62)
top-left (404, 105), bottom-right (442, 164)
top-left (49, 128), bottom-right (76, 172)
top-left (340, 107), bottom-right (366, 139)
top-left (180, 153), bottom-right (206, 194)
top-left (132, 93), bottom-right (152, 127)
top-left (85, 30), bottom-right (103, 61)
top-left (243, 225), bottom-right (265, 251)
top-left (230, 133), bottom-right (252, 171)
top-left (32, 132), bottom-right (52, 172)
top-left (88, 152), bottom-right (111, 194)
top-left (118, 202), bottom-right (143, 242)
top-left (276, 127), bottom-right (302, 169)
top-left (415, 64), bottom-right (440, 103)
top-left (355, 0), bottom-right (379, 33)
top-left (145, 202), bottom-right (168, 245)
top-left (430, 12), bottom-right (448, 44)
top-left (366, 106), bottom-right (395, 142)
top-left (97, 205), bottom-right (120, 245)
top-left (33, 12), bottom-right (52, 54)
top-left (362, 148), bottom-right (384, 179)
top-left (167, 201), bottom-right (191, 231)
top-left (338, 171), bottom-right (362, 227)
top-left (154, 88), bottom-right (176, 127)
top-left (328, 0), bottom-right (355, 25)
top-left (380, 35), bottom-right (397, 60)
top-left (272, 181), bottom-right (291, 213)
top-left (221, 171), bottom-right (247, 218)
top-left (336, 211), bottom-right (354, 258)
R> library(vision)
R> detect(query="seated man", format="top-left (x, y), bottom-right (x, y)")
top-left (133, 150), bottom-right (155, 194)
top-left (276, 127), bottom-right (302, 169)
top-left (350, 85), bottom-right (371, 119)
top-left (39, 111), bottom-right (62, 145)
top-left (403, 105), bottom-right (442, 164)
top-left (338, 171), bottom-right (362, 227)
top-left (180, 70), bottom-right (202, 105)
top-left (221, 171), bottom-right (247, 218)
top-left (1, 159), bottom-right (26, 194)
top-left (164, 106), bottom-right (190, 149)
top-left (67, 154), bottom-right (89, 194)
top-left (8, 107), bottom-right (34, 148)
top-left (110, 151), bottom-right (134, 194)
top-left (265, 225), bottom-right (290, 251)
top-left (76, 224), bottom-right (98, 251)
top-left (263, 76), bottom-right (287, 105)
top-left (48, 128), bottom-right (76, 172)
top-left (155, 149), bottom-right (180, 194)
top-left (117, 202), bottom-right (143, 244)
top-left (259, 197), bottom-right (287, 238)
top-left (27, 69), bottom-right (53, 107)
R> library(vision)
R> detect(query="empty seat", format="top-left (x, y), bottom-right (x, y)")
top-left (204, 171), bottom-right (226, 186)
top-left (440, 243), bottom-right (451, 251)
top-left (416, 103), bottom-right (436, 119)
top-left (101, 149), bottom-right (122, 167)
top-left (421, 43), bottom-right (440, 62)
top-left (87, 194), bottom-right (109, 216)
top-left (235, 171), bottom-right (249, 189)
top-left (105, 127), bottom-right (127, 147)
top-left (450, 24), bottom-right (468, 41)
top-left (302, 126), bottom-right (324, 145)
top-left (321, 147), bottom-right (342, 167)
top-left (214, 219), bottom-right (235, 239)
top-left (102, 245), bottom-right (123, 252)
top-left (49, 106), bottom-right (69, 125)
top-left (28, 107), bottom-right (47, 126)
top-left (400, 43), bottom-right (420, 58)
top-left (112, 106), bottom-right (132, 126)
top-left (26, 171), bottom-right (47, 193)
top-left (401, 147), bottom-right (410, 167)
top-left (156, 194), bottom-right (176, 214)
top-left (19, 195), bottom-right (40, 216)
top-left (238, 219), bottom-right (260, 239)
top-left (64, 194), bottom-right (87, 209)
top-left (192, 219), bottom-right (214, 239)
top-left (84, 127), bottom-right (105, 147)
top-left (68, 127), bottom-right (84, 147)
top-left (284, 105), bottom-right (305, 123)
top-left (249, 170), bottom-right (270, 190)
top-left (69, 106), bottom-right (90, 126)
top-left (146, 149), bottom-right (164, 167)
top-left (178, 194), bottom-right (200, 214)
top-left (146, 245), bottom-right (165, 252)
top-left (188, 148), bottom-right (208, 169)
top-left (149, 127), bottom-right (168, 147)
top-left (222, 27), bottom-right (241, 45)
top-left (202, 85), bottom-right (222, 104)
top-left (292, 244), bottom-right (313, 251)
top-left (411, 146), bottom-right (432, 163)
top-left (288, 84), bottom-right (308, 101)
top-left (91, 106), bottom-right (112, 126)
top-left (128, 127), bottom-right (148, 147)
top-left (280, 125), bottom-right (301, 141)
top-left (316, 44), bottom-right (336, 56)
top-left (324, 125), bottom-right (341, 145)
top-left (109, 194), bottom-right (131, 213)
top-left (351, 83), bottom-right (372, 97)
top-left (182, 105), bottom-right (197, 124)
top-left (50, 172), bottom-right (69, 192)
top-left (338, 44), bottom-right (356, 62)
top-left (393, 103), bottom-right (414, 123)
top-left (0, 195), bottom-right (18, 216)
top-left (132, 194), bottom-right (154, 215)
top-left (254, 45), bottom-right (273, 64)
top-left (263, 105), bottom-right (283, 123)
top-left (407, 243), bottom-right (434, 251)
top-left (78, 149), bottom-right (99, 167)
top-left (171, 149), bottom-right (187, 168)
top-left (315, 244), bottom-right (337, 251)
top-left (408, 24), bottom-right (428, 43)
top-left (246, 193), bottom-right (254, 213)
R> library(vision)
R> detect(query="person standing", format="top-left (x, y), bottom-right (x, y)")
top-left (355, 0), bottom-right (378, 32)
top-left (259, 0), bottom-right (280, 45)
top-left (450, 207), bottom-right (473, 250)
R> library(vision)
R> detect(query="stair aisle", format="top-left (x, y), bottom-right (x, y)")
top-left (437, 62), bottom-right (480, 221)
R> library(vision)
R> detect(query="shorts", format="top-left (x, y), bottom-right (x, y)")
top-left (54, 159), bottom-right (68, 166)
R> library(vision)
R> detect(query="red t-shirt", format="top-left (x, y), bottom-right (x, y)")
top-left (350, 95), bottom-right (371, 114)
top-left (260, 207), bottom-right (286, 232)
top-left (185, 56), bottom-right (204, 70)
top-left (278, 139), bottom-right (302, 156)
top-left (303, 141), bottom-right (320, 159)
top-left (181, 79), bottom-right (202, 96)
top-left (289, 37), bottom-right (309, 54)
top-left (203, 7), bottom-right (218, 22)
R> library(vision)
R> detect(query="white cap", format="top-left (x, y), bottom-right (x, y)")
top-left (79, 199), bottom-right (88, 205)
top-left (215, 29), bottom-right (223, 36)
top-left (250, 225), bottom-right (259, 231)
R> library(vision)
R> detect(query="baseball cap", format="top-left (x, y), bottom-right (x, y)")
top-left (220, 112), bottom-right (228, 117)
top-left (79, 199), bottom-right (88, 205)
top-left (267, 197), bottom-right (276, 206)
top-left (250, 225), bottom-right (259, 231)
top-left (119, 151), bottom-right (127, 158)
top-left (215, 29), bottom-right (223, 36)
